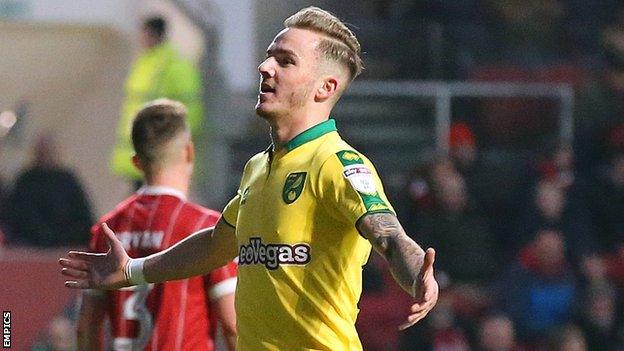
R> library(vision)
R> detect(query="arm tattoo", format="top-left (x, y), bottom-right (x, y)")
top-left (357, 213), bottom-right (425, 295)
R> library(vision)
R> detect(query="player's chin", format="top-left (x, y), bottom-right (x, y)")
top-left (255, 104), bottom-right (277, 120)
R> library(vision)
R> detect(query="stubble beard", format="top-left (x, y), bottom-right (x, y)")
top-left (288, 83), bottom-right (311, 111)
top-left (255, 83), bottom-right (314, 121)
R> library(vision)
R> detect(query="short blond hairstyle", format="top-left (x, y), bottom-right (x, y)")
top-left (284, 7), bottom-right (363, 81)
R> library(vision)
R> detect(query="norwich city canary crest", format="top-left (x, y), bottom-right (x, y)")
top-left (282, 172), bottom-right (306, 204)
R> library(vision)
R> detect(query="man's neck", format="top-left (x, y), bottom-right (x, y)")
top-left (269, 110), bottom-right (330, 150)
top-left (145, 171), bottom-right (189, 197)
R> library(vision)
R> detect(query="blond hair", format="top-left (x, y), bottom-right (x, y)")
top-left (284, 6), bottom-right (363, 81)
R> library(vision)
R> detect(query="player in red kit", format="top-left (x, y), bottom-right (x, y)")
top-left (76, 99), bottom-right (237, 351)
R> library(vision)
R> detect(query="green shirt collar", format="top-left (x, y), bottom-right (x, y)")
top-left (285, 119), bottom-right (337, 152)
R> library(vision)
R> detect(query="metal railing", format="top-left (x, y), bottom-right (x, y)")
top-left (347, 80), bottom-right (575, 153)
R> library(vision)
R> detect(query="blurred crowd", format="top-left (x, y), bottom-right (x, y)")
top-left (354, 2), bottom-right (624, 349)
top-left (358, 120), bottom-right (624, 351)
top-left (363, 122), bottom-right (624, 351)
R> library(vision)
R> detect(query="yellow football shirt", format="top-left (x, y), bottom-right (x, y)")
top-left (223, 119), bottom-right (395, 350)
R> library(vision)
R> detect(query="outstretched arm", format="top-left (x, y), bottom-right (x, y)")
top-left (357, 212), bottom-right (438, 329)
top-left (60, 217), bottom-right (238, 289)
top-left (143, 218), bottom-right (237, 283)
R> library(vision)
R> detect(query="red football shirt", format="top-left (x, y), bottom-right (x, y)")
top-left (90, 186), bottom-right (237, 351)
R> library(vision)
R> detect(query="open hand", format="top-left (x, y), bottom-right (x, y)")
top-left (59, 223), bottom-right (130, 290)
top-left (399, 248), bottom-right (439, 330)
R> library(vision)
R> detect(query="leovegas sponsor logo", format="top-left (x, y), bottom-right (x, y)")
top-left (238, 237), bottom-right (310, 270)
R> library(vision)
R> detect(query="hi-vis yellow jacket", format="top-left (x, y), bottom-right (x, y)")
top-left (111, 42), bottom-right (204, 180)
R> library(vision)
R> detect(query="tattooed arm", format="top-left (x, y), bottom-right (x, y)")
top-left (357, 212), bottom-right (439, 329)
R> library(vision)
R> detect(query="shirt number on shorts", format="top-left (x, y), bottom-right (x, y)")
top-left (114, 284), bottom-right (154, 351)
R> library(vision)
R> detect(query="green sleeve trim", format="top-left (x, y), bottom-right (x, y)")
top-left (359, 192), bottom-right (392, 212)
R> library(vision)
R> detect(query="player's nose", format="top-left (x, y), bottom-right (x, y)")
top-left (258, 58), bottom-right (275, 78)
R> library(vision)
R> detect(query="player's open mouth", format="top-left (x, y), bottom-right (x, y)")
top-left (260, 83), bottom-right (275, 93)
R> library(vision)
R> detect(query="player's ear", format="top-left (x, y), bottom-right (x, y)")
top-left (132, 154), bottom-right (144, 171)
top-left (315, 75), bottom-right (339, 102)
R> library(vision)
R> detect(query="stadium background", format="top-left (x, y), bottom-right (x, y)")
top-left (1, 0), bottom-right (623, 350)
